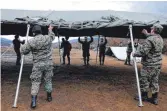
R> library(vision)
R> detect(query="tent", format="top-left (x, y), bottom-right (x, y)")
top-left (1, 9), bottom-right (167, 37)
top-left (105, 47), bottom-right (114, 56)
top-left (1, 9), bottom-right (165, 107)
top-left (1, 16), bottom-right (167, 38)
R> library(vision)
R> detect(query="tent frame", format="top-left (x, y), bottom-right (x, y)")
top-left (12, 24), bottom-right (30, 108)
top-left (96, 35), bottom-right (100, 64)
top-left (129, 24), bottom-right (143, 107)
top-left (12, 24), bottom-right (144, 107)
top-left (57, 33), bottom-right (61, 64)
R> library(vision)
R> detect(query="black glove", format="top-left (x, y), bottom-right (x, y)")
top-left (22, 40), bottom-right (25, 44)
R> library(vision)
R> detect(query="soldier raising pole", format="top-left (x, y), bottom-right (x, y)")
top-left (19, 25), bottom-right (55, 109)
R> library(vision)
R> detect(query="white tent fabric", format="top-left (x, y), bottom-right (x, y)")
top-left (110, 47), bottom-right (141, 62)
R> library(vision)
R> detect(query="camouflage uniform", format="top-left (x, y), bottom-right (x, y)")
top-left (125, 42), bottom-right (132, 65)
top-left (21, 30), bottom-right (55, 95)
top-left (78, 36), bottom-right (93, 65)
top-left (60, 40), bottom-right (72, 65)
top-left (99, 38), bottom-right (107, 65)
top-left (134, 24), bottom-right (164, 94)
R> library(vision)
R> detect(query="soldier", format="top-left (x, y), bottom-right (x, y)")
top-left (61, 38), bottom-right (65, 46)
top-left (13, 34), bottom-right (25, 65)
top-left (119, 42), bottom-right (123, 47)
top-left (134, 42), bottom-right (138, 50)
top-left (78, 36), bottom-right (93, 66)
top-left (124, 41), bottom-right (132, 65)
top-left (21, 25), bottom-right (55, 108)
top-left (133, 23), bottom-right (164, 105)
top-left (99, 37), bottom-right (107, 65)
top-left (60, 37), bottom-right (72, 65)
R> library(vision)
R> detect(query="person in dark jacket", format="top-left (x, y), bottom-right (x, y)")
top-left (13, 34), bottom-right (25, 65)
top-left (60, 37), bottom-right (72, 65)
top-left (99, 37), bottom-right (107, 65)
top-left (78, 36), bottom-right (93, 66)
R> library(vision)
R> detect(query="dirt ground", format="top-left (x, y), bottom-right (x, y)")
top-left (1, 49), bottom-right (167, 111)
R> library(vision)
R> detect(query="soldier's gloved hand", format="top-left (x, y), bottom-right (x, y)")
top-left (142, 29), bottom-right (148, 35)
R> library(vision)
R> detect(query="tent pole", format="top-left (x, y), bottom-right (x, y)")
top-left (57, 34), bottom-right (61, 64)
top-left (96, 35), bottom-right (100, 64)
top-left (129, 24), bottom-right (143, 107)
top-left (1, 44), bottom-right (13, 56)
top-left (12, 24), bottom-right (30, 108)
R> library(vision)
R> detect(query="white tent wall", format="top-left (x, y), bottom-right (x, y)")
top-left (109, 47), bottom-right (141, 62)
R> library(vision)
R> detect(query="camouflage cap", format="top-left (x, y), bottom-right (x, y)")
top-left (151, 23), bottom-right (163, 34)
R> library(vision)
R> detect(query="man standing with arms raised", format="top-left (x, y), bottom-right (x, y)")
top-left (99, 37), bottom-right (107, 65)
top-left (78, 36), bottom-right (93, 66)
top-left (21, 25), bottom-right (55, 108)
top-left (133, 23), bottom-right (164, 105)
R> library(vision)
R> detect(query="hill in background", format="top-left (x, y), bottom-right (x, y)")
top-left (1, 38), bottom-right (12, 47)
top-left (1, 36), bottom-right (166, 54)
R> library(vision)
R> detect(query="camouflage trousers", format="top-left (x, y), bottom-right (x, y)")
top-left (140, 66), bottom-right (161, 93)
top-left (30, 61), bottom-right (53, 95)
top-left (125, 52), bottom-right (131, 64)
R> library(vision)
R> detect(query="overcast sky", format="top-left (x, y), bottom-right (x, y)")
top-left (1, 1), bottom-right (167, 14)
top-left (1, 0), bottom-right (167, 43)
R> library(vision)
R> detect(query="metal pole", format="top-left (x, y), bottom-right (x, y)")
top-left (129, 25), bottom-right (143, 107)
top-left (12, 24), bottom-right (30, 108)
top-left (57, 34), bottom-right (61, 64)
top-left (96, 35), bottom-right (100, 64)
top-left (1, 44), bottom-right (13, 56)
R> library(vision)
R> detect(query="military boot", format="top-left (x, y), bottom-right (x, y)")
top-left (124, 59), bottom-right (128, 65)
top-left (127, 58), bottom-right (131, 65)
top-left (47, 92), bottom-right (52, 102)
top-left (31, 95), bottom-right (37, 109)
top-left (134, 92), bottom-right (148, 101)
top-left (151, 93), bottom-right (158, 105)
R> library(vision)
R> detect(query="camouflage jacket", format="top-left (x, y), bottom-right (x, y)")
top-left (126, 42), bottom-right (132, 53)
top-left (21, 30), bottom-right (55, 64)
top-left (60, 40), bottom-right (71, 53)
top-left (78, 37), bottom-right (93, 52)
top-left (134, 33), bottom-right (163, 67)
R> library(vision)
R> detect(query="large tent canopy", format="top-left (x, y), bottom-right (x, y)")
top-left (1, 9), bottom-right (167, 38)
